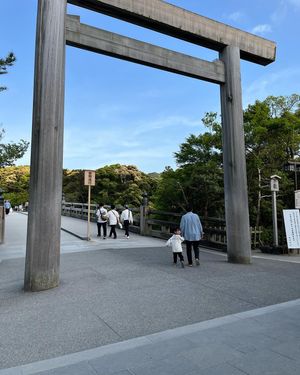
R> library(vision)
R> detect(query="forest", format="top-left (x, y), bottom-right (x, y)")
top-left (1, 94), bottom-right (300, 245)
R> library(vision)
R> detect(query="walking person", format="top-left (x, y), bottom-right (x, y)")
top-left (96, 203), bottom-right (108, 239)
top-left (4, 200), bottom-right (11, 215)
top-left (107, 204), bottom-right (120, 239)
top-left (166, 227), bottom-right (185, 268)
top-left (121, 204), bottom-right (133, 238)
top-left (180, 205), bottom-right (203, 267)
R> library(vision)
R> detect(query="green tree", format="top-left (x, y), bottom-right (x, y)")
top-left (94, 164), bottom-right (156, 206)
top-left (0, 52), bottom-right (16, 92)
top-left (153, 166), bottom-right (186, 212)
top-left (154, 94), bottom-right (300, 243)
top-left (154, 113), bottom-right (224, 218)
top-left (62, 164), bottom-right (158, 207)
top-left (0, 129), bottom-right (29, 167)
top-left (0, 165), bottom-right (30, 206)
top-left (1, 52), bottom-right (29, 166)
top-left (244, 94), bottom-right (300, 228)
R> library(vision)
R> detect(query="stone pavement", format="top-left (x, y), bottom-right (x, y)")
top-left (1, 299), bottom-right (300, 375)
top-left (0, 213), bottom-right (164, 261)
top-left (1, 213), bottom-right (300, 373)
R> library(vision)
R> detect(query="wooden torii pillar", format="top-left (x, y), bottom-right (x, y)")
top-left (24, 0), bottom-right (67, 291)
top-left (25, 0), bottom-right (276, 291)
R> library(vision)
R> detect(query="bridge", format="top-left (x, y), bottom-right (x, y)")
top-left (1, 210), bottom-right (300, 373)
top-left (0, 211), bottom-right (164, 261)
top-left (0, 211), bottom-right (296, 264)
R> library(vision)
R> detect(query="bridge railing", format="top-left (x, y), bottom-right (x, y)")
top-left (61, 202), bottom-right (262, 249)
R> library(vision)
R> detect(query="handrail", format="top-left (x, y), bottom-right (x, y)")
top-left (61, 202), bottom-right (261, 249)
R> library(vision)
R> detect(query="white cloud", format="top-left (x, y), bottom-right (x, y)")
top-left (132, 115), bottom-right (202, 136)
top-left (251, 24), bottom-right (272, 35)
top-left (271, 0), bottom-right (300, 24)
top-left (271, 2), bottom-right (288, 24)
top-left (243, 67), bottom-right (300, 106)
top-left (227, 11), bottom-right (243, 22)
top-left (287, 0), bottom-right (300, 8)
top-left (61, 113), bottom-right (205, 171)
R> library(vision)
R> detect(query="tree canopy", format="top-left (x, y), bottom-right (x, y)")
top-left (63, 164), bottom-right (157, 207)
top-left (0, 52), bottom-right (16, 92)
top-left (0, 52), bottom-right (29, 167)
top-left (153, 93), bottom-right (300, 242)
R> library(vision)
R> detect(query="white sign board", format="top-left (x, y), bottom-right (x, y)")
top-left (84, 170), bottom-right (95, 186)
top-left (270, 179), bottom-right (279, 192)
top-left (283, 209), bottom-right (300, 249)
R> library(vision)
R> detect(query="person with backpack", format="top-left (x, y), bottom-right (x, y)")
top-left (96, 203), bottom-right (108, 239)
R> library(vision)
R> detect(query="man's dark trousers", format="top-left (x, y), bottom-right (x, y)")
top-left (185, 240), bottom-right (200, 265)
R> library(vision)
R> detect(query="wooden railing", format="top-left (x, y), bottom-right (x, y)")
top-left (61, 202), bottom-right (262, 249)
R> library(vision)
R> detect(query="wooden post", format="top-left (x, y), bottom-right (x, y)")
top-left (24, 0), bottom-right (67, 291)
top-left (219, 45), bottom-right (252, 264)
top-left (87, 185), bottom-right (91, 240)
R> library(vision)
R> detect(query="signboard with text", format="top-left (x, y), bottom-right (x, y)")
top-left (84, 170), bottom-right (95, 186)
top-left (283, 209), bottom-right (300, 249)
top-left (270, 179), bottom-right (279, 192)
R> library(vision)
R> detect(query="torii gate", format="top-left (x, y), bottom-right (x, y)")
top-left (24, 0), bottom-right (276, 291)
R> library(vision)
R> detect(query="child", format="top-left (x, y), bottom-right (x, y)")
top-left (166, 228), bottom-right (185, 268)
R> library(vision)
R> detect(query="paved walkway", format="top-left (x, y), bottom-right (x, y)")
top-left (0, 213), bottom-right (164, 261)
top-left (1, 299), bottom-right (300, 375)
top-left (1, 213), bottom-right (300, 374)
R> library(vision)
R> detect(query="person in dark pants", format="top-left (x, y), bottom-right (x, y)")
top-left (121, 205), bottom-right (133, 238)
top-left (96, 203), bottom-right (108, 239)
top-left (4, 200), bottom-right (11, 215)
top-left (180, 205), bottom-right (203, 267)
top-left (166, 227), bottom-right (185, 268)
top-left (107, 204), bottom-right (120, 239)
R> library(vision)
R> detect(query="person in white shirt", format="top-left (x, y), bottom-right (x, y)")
top-left (107, 204), bottom-right (120, 239)
top-left (121, 205), bottom-right (133, 238)
top-left (96, 203), bottom-right (108, 239)
top-left (166, 228), bottom-right (185, 268)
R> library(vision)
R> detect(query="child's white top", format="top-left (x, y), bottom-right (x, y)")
top-left (166, 234), bottom-right (184, 253)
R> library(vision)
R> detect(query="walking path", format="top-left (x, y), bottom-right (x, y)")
top-left (1, 213), bottom-right (300, 374)
top-left (1, 299), bottom-right (300, 375)
top-left (0, 213), bottom-right (164, 261)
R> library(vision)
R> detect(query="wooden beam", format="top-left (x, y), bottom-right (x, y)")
top-left (66, 15), bottom-right (225, 84)
top-left (67, 0), bottom-right (276, 66)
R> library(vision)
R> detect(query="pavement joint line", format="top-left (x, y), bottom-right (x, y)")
top-left (60, 227), bottom-right (88, 240)
top-left (200, 247), bottom-right (300, 263)
top-left (1, 298), bottom-right (300, 375)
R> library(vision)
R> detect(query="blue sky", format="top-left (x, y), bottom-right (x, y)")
top-left (1, 0), bottom-right (300, 173)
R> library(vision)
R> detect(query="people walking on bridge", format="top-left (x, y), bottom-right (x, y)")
top-left (180, 205), bottom-right (203, 267)
top-left (96, 203), bottom-right (108, 239)
top-left (121, 205), bottom-right (133, 238)
top-left (4, 200), bottom-right (11, 215)
top-left (107, 204), bottom-right (120, 239)
top-left (166, 227), bottom-right (185, 268)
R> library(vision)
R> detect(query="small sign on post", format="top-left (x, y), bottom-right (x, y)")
top-left (84, 170), bottom-right (95, 240)
top-left (84, 170), bottom-right (95, 186)
top-left (270, 175), bottom-right (281, 246)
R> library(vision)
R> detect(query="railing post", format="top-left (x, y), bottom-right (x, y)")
top-left (140, 192), bottom-right (149, 235)
top-left (0, 190), bottom-right (5, 244)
